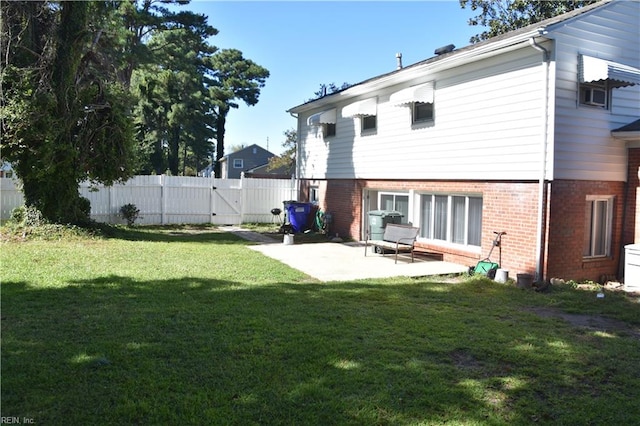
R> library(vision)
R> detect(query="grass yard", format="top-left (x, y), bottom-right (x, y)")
top-left (1, 225), bottom-right (640, 425)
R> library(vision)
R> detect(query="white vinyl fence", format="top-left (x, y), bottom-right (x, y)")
top-left (0, 175), bottom-right (298, 225)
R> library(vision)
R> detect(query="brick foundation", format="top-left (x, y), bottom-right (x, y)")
top-left (300, 177), bottom-right (627, 282)
top-left (626, 148), bottom-right (639, 245)
top-left (546, 180), bottom-right (625, 281)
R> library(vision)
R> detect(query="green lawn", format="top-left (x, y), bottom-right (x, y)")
top-left (2, 226), bottom-right (640, 425)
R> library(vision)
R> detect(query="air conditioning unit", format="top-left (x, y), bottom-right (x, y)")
top-left (583, 87), bottom-right (607, 107)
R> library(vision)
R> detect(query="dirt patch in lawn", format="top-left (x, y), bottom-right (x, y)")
top-left (527, 307), bottom-right (640, 340)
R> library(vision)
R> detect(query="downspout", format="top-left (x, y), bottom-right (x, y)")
top-left (529, 34), bottom-right (550, 281)
top-left (289, 111), bottom-right (301, 200)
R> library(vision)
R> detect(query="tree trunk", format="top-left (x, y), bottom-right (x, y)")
top-left (168, 125), bottom-right (180, 176)
top-left (39, 1), bottom-right (90, 223)
top-left (214, 108), bottom-right (227, 178)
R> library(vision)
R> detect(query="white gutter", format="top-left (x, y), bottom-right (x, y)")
top-left (529, 34), bottom-right (550, 281)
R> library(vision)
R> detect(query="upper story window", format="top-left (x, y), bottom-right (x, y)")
top-left (413, 102), bottom-right (434, 123)
top-left (308, 109), bottom-right (337, 139)
top-left (390, 81), bottom-right (435, 126)
top-left (579, 82), bottom-right (609, 109)
top-left (578, 54), bottom-right (640, 110)
top-left (233, 159), bottom-right (243, 169)
top-left (323, 123), bottom-right (336, 138)
top-left (361, 115), bottom-right (377, 132)
top-left (342, 97), bottom-right (377, 135)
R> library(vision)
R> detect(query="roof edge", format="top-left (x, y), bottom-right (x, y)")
top-left (287, 0), bottom-right (613, 114)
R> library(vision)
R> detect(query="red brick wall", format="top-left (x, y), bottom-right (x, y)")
top-left (324, 179), bottom-right (364, 239)
top-left (546, 180), bottom-right (625, 282)
top-left (626, 148), bottom-right (639, 245)
top-left (547, 180), bottom-right (625, 281)
top-left (301, 177), bottom-right (628, 282)
top-left (302, 179), bottom-right (541, 277)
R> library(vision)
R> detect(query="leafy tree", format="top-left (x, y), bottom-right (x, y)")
top-left (228, 144), bottom-right (247, 153)
top-left (207, 49), bottom-right (269, 178)
top-left (310, 82), bottom-right (351, 101)
top-left (267, 129), bottom-right (296, 176)
top-left (133, 12), bottom-right (217, 176)
top-left (1, 1), bottom-right (137, 223)
top-left (460, 0), bottom-right (598, 43)
top-left (118, 0), bottom-right (207, 88)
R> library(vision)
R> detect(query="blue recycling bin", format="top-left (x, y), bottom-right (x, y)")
top-left (284, 202), bottom-right (313, 233)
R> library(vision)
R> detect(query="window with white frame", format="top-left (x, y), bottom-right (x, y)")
top-left (310, 186), bottom-right (319, 204)
top-left (579, 81), bottom-right (609, 109)
top-left (379, 193), bottom-right (409, 224)
top-left (233, 159), bottom-right (243, 169)
top-left (420, 194), bottom-right (482, 247)
top-left (583, 196), bottom-right (614, 258)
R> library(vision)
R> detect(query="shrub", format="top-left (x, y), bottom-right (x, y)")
top-left (2, 205), bottom-right (99, 241)
top-left (10, 205), bottom-right (46, 227)
top-left (119, 203), bottom-right (141, 226)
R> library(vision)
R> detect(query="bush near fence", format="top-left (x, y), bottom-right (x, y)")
top-left (0, 176), bottom-right (298, 225)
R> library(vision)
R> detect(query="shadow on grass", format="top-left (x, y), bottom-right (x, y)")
top-left (98, 224), bottom-right (246, 244)
top-left (3, 275), bottom-right (640, 425)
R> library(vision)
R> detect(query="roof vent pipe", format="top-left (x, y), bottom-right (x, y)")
top-left (396, 53), bottom-right (403, 70)
top-left (434, 44), bottom-right (455, 55)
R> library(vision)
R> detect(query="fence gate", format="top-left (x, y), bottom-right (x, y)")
top-left (211, 179), bottom-right (242, 225)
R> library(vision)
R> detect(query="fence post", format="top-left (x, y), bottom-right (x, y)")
top-left (209, 176), bottom-right (215, 224)
top-left (109, 185), bottom-right (114, 223)
top-left (161, 174), bottom-right (166, 225)
top-left (240, 172), bottom-right (246, 224)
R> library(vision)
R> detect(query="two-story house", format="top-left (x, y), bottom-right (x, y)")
top-left (219, 144), bottom-right (276, 179)
top-left (287, 0), bottom-right (640, 283)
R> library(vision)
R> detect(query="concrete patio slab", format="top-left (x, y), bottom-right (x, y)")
top-left (220, 227), bottom-right (468, 282)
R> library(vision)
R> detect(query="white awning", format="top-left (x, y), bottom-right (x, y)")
top-left (579, 55), bottom-right (640, 88)
top-left (341, 97), bottom-right (377, 117)
top-left (389, 81), bottom-right (434, 106)
top-left (307, 109), bottom-right (337, 126)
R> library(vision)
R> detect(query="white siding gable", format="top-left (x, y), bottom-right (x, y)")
top-left (296, 0), bottom-right (640, 183)
top-left (551, 0), bottom-right (639, 181)
top-left (299, 46), bottom-right (548, 181)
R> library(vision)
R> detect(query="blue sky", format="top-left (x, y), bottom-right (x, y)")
top-left (181, 1), bottom-right (485, 155)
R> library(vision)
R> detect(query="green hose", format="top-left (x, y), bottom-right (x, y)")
top-left (315, 209), bottom-right (327, 233)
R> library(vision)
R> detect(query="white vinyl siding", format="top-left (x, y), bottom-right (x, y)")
top-left (298, 48), bottom-right (545, 180)
top-left (552, 0), bottom-right (639, 182)
top-left (296, 1), bottom-right (638, 183)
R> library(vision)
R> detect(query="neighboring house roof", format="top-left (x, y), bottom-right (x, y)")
top-left (244, 162), bottom-right (293, 179)
top-left (288, 0), bottom-right (614, 113)
top-left (219, 144), bottom-right (275, 162)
